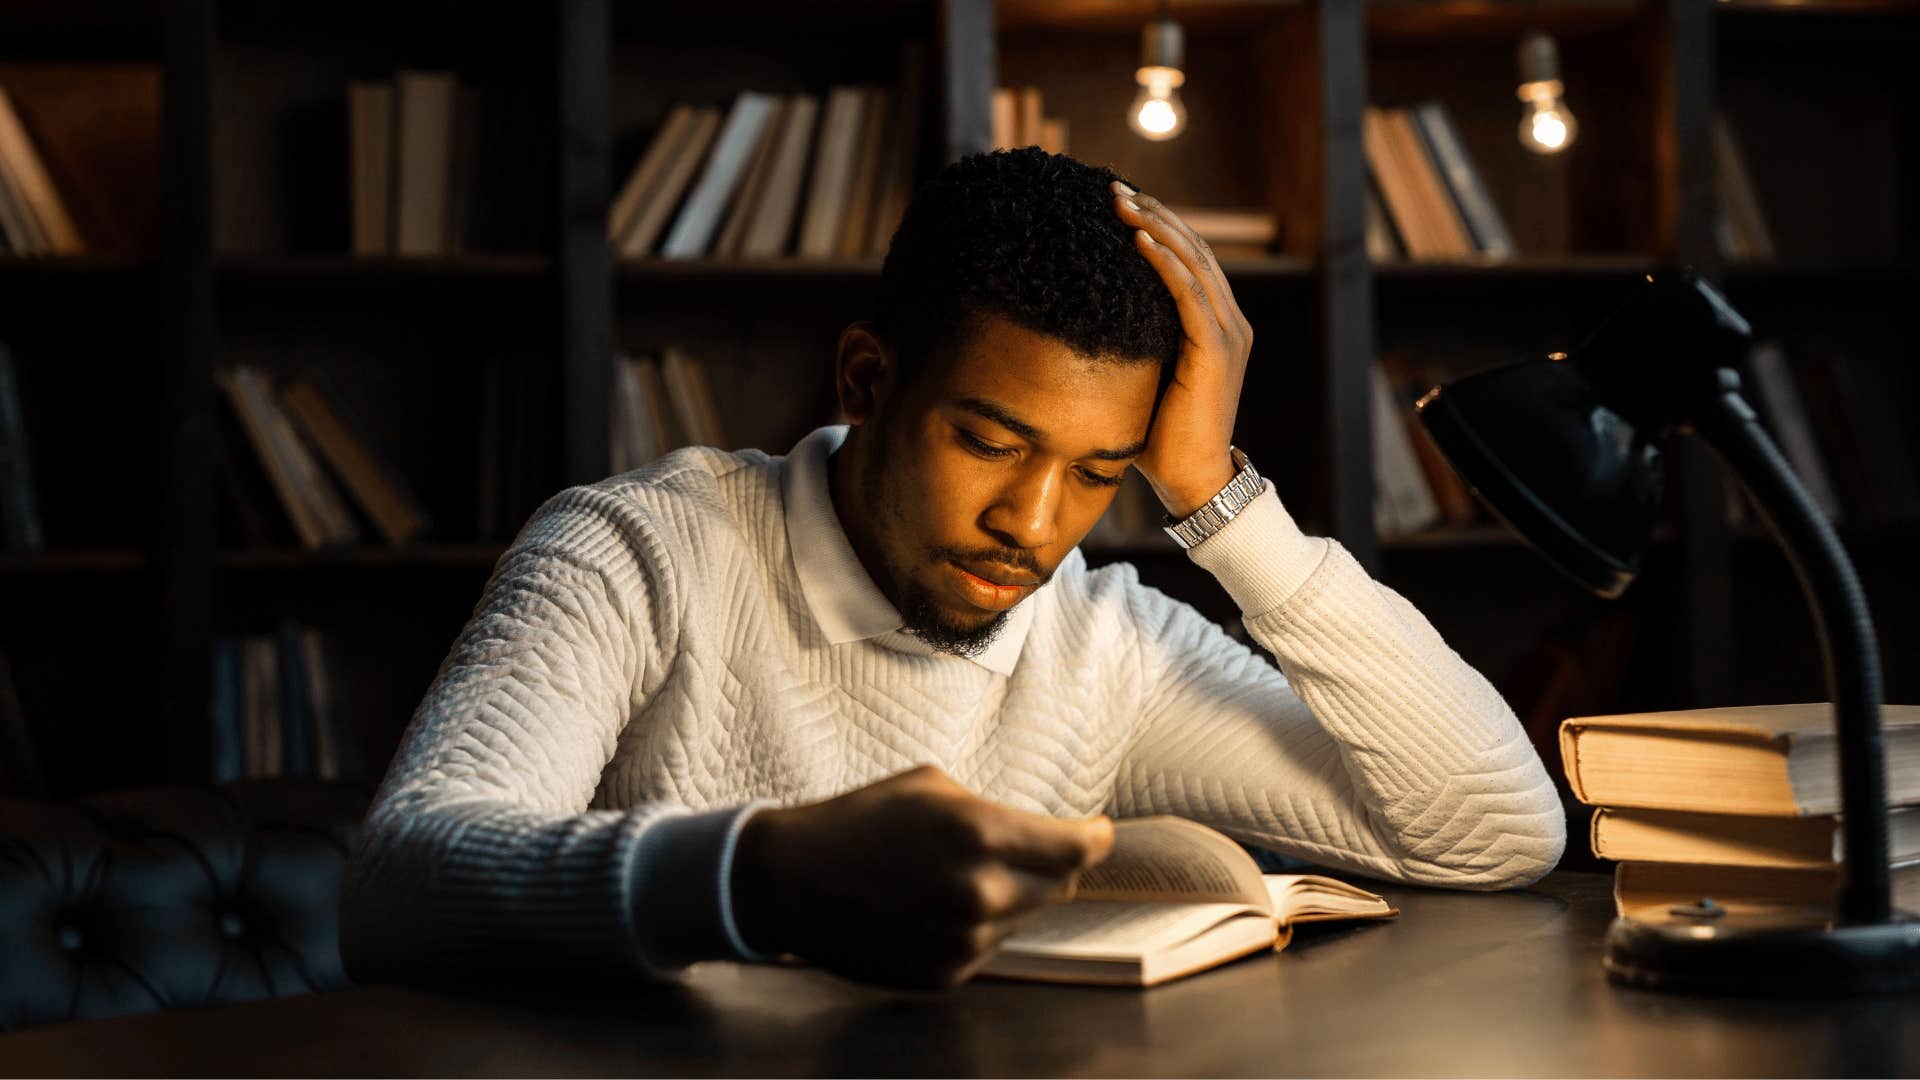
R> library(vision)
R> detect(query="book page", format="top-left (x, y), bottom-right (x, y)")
top-left (1264, 874), bottom-right (1394, 923)
top-left (999, 900), bottom-right (1266, 959)
top-left (1075, 817), bottom-right (1270, 910)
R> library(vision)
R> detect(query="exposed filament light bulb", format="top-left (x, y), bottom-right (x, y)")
top-left (1128, 12), bottom-right (1187, 142)
top-left (1516, 29), bottom-right (1578, 155)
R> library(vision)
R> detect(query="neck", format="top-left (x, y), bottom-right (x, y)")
top-left (827, 427), bottom-right (897, 609)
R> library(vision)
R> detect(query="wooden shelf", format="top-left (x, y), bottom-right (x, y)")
top-left (997, 0), bottom-right (1303, 32)
top-left (0, 548), bottom-right (150, 574)
top-left (1374, 255), bottom-right (1655, 281)
top-left (0, 255), bottom-right (156, 278)
top-left (215, 254), bottom-right (552, 284)
top-left (1368, 0), bottom-right (1645, 40)
top-left (218, 545), bottom-right (508, 571)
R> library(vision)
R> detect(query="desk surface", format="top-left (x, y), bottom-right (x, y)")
top-left (4, 871), bottom-right (1917, 1077)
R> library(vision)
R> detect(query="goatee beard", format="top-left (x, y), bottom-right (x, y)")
top-left (895, 578), bottom-right (1010, 659)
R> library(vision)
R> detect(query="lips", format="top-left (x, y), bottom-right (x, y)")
top-left (952, 560), bottom-right (1040, 588)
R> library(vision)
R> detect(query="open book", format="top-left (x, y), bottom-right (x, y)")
top-left (979, 816), bottom-right (1397, 987)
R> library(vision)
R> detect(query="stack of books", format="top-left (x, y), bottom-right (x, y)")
top-left (1560, 703), bottom-right (1920, 921)
top-left (609, 42), bottom-right (927, 261)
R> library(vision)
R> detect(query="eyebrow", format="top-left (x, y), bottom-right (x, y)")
top-left (954, 396), bottom-right (1148, 462)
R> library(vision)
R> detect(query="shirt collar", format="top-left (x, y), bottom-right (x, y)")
top-left (781, 425), bottom-right (1036, 676)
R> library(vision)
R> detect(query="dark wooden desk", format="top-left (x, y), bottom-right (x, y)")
top-left (3, 872), bottom-right (1917, 1077)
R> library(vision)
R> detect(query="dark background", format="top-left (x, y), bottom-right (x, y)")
top-left (0, 2), bottom-right (1913, 870)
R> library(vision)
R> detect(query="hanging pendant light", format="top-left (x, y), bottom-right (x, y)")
top-left (1517, 28), bottom-right (1578, 154)
top-left (1129, 1), bottom-right (1188, 142)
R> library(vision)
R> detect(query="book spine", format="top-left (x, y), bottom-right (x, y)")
top-left (276, 619), bottom-right (314, 778)
top-left (662, 92), bottom-right (779, 258)
top-left (1411, 102), bottom-right (1515, 258)
top-left (210, 635), bottom-right (244, 784)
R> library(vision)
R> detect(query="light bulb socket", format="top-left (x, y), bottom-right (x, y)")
top-left (1141, 16), bottom-right (1185, 73)
top-left (1518, 29), bottom-right (1561, 85)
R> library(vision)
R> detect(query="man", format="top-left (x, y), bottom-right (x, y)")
top-left (340, 148), bottom-right (1565, 991)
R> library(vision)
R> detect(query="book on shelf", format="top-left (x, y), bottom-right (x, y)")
top-left (1364, 183), bottom-right (1403, 262)
top-left (618, 105), bottom-right (723, 259)
top-left (658, 346), bottom-right (729, 450)
top-left (979, 816), bottom-right (1396, 988)
top-left (1162, 207), bottom-right (1276, 255)
top-left (0, 343), bottom-right (43, 550)
top-left (1592, 806), bottom-right (1920, 870)
top-left (1559, 703), bottom-right (1920, 816)
top-left (391, 70), bottom-right (457, 257)
top-left (351, 70), bottom-right (539, 256)
top-left (739, 94), bottom-right (820, 259)
top-left (1369, 359), bottom-right (1441, 539)
top-left (280, 370), bottom-right (432, 548)
top-left (1365, 105), bottom-right (1509, 261)
top-left (1410, 101), bottom-right (1515, 259)
top-left (610, 353), bottom-right (677, 473)
top-left (0, 84), bottom-right (82, 256)
top-left (837, 89), bottom-right (890, 257)
top-left (1377, 353), bottom-right (1480, 528)
top-left (1712, 113), bottom-right (1775, 262)
top-left (796, 86), bottom-right (873, 259)
top-left (713, 97), bottom-right (790, 259)
top-left (216, 366), bottom-right (361, 550)
top-left (212, 623), bottom-right (365, 784)
top-left (662, 91), bottom-right (782, 259)
top-left (990, 85), bottom-right (1070, 157)
top-left (475, 352), bottom-right (556, 542)
top-left (1612, 859), bottom-right (1920, 923)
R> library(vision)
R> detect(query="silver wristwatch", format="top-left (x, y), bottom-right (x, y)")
top-left (1162, 446), bottom-right (1263, 550)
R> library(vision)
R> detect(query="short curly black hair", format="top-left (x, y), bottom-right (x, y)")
top-left (874, 147), bottom-right (1181, 383)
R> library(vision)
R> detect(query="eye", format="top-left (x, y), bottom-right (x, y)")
top-left (958, 429), bottom-right (1015, 459)
top-left (1078, 468), bottom-right (1125, 489)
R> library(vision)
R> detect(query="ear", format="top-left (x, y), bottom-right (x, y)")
top-left (834, 321), bottom-right (895, 425)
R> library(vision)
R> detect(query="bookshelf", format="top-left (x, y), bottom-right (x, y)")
top-left (0, 0), bottom-right (1913, 798)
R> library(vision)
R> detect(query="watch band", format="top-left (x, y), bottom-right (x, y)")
top-left (1162, 446), bottom-right (1262, 550)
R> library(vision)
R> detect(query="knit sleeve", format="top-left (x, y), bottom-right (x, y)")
top-left (337, 485), bottom-right (762, 987)
top-left (1110, 485), bottom-right (1565, 890)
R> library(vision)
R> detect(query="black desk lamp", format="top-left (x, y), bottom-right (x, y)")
top-left (1416, 269), bottom-right (1919, 995)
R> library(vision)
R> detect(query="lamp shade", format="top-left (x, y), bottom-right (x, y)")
top-left (1416, 356), bottom-right (1664, 598)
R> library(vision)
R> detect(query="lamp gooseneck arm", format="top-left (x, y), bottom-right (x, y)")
top-left (1692, 384), bottom-right (1890, 926)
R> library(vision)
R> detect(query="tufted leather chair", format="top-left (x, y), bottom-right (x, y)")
top-left (0, 780), bottom-right (370, 1032)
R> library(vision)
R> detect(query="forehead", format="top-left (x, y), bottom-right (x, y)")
top-left (923, 315), bottom-right (1160, 434)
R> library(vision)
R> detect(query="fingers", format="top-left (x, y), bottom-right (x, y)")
top-left (984, 806), bottom-right (1115, 874)
top-left (1110, 181), bottom-right (1253, 345)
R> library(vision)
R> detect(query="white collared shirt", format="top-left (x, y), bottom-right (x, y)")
top-left (781, 424), bottom-right (1036, 677)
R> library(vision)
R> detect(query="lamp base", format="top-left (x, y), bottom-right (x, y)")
top-left (1604, 909), bottom-right (1920, 996)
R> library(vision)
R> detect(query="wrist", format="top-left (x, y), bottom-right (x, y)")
top-left (731, 806), bottom-right (790, 958)
top-left (1148, 454), bottom-right (1238, 520)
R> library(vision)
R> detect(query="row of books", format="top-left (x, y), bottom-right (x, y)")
top-left (1739, 342), bottom-right (1920, 530)
top-left (0, 86), bottom-right (82, 256)
top-left (990, 86), bottom-right (1069, 156)
top-left (0, 343), bottom-right (41, 550)
top-left (216, 365), bottom-right (430, 550)
top-left (1365, 103), bottom-right (1777, 263)
top-left (1371, 354), bottom-right (1485, 539)
top-left (211, 621), bottom-right (367, 783)
top-left (348, 70), bottom-right (544, 257)
top-left (1364, 102), bottom-right (1516, 262)
top-left (1561, 703), bottom-right (1920, 918)
top-left (609, 42), bottom-right (926, 261)
top-left (610, 348), bottom-right (730, 474)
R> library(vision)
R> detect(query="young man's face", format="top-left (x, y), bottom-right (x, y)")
top-left (838, 313), bottom-right (1162, 657)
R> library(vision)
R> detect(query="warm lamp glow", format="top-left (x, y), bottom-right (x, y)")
top-left (1518, 80), bottom-right (1578, 154)
top-left (1129, 65), bottom-right (1187, 141)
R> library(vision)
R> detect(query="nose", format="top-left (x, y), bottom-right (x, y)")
top-left (980, 462), bottom-right (1061, 551)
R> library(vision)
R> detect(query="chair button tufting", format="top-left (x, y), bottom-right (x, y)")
top-left (218, 912), bottom-right (246, 939)
top-left (57, 925), bottom-right (84, 951)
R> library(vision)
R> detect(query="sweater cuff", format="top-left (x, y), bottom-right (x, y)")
top-left (1185, 481), bottom-right (1329, 617)
top-left (630, 800), bottom-right (777, 971)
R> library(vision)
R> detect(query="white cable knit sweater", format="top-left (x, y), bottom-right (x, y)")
top-left (339, 427), bottom-right (1566, 984)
